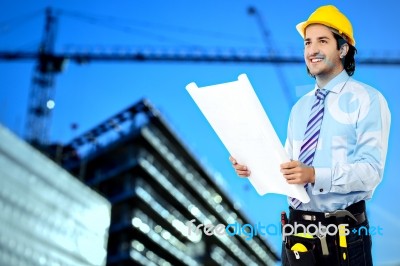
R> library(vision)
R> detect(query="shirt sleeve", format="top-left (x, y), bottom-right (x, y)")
top-left (312, 92), bottom-right (391, 195)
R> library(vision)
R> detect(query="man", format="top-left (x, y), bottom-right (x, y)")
top-left (230, 5), bottom-right (390, 265)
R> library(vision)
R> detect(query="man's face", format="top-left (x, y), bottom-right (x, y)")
top-left (304, 24), bottom-right (343, 79)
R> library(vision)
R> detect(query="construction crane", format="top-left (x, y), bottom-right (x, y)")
top-left (24, 8), bottom-right (65, 146)
top-left (1, 7), bottom-right (400, 146)
top-left (248, 6), bottom-right (295, 105)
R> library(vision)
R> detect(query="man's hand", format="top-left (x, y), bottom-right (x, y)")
top-left (280, 160), bottom-right (315, 184)
top-left (229, 156), bottom-right (251, 177)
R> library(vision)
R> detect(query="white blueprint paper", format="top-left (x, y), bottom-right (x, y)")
top-left (186, 74), bottom-right (310, 203)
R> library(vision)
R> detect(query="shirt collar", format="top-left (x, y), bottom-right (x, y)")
top-left (314, 70), bottom-right (350, 94)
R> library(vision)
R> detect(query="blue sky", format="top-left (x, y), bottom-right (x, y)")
top-left (1, 0), bottom-right (400, 264)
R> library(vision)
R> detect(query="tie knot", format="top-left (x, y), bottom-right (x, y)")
top-left (315, 89), bottom-right (329, 101)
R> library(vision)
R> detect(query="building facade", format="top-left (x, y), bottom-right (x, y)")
top-left (0, 125), bottom-right (110, 266)
top-left (63, 99), bottom-right (279, 266)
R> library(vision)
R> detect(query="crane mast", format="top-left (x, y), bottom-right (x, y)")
top-left (25, 8), bottom-right (64, 145)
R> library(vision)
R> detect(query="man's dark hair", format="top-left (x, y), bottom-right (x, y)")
top-left (306, 32), bottom-right (357, 77)
top-left (333, 33), bottom-right (357, 76)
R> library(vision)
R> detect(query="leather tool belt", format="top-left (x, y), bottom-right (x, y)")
top-left (283, 200), bottom-right (367, 266)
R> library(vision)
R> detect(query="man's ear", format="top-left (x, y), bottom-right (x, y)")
top-left (340, 43), bottom-right (349, 58)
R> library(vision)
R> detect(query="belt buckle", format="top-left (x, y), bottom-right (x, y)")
top-left (302, 214), bottom-right (317, 221)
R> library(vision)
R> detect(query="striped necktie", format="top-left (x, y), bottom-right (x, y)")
top-left (290, 88), bottom-right (329, 209)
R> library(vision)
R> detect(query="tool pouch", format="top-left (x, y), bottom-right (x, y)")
top-left (285, 235), bottom-right (317, 266)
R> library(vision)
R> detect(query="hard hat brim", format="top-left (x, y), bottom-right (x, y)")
top-left (296, 20), bottom-right (355, 46)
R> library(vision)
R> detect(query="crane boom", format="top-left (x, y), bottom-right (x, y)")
top-left (1, 8), bottom-right (400, 146)
top-left (1, 50), bottom-right (400, 65)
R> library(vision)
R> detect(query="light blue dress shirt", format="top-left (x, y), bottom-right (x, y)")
top-left (285, 70), bottom-right (391, 212)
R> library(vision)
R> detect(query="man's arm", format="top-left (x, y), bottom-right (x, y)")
top-left (313, 92), bottom-right (391, 195)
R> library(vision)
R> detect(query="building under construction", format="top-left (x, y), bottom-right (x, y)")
top-left (0, 125), bottom-right (111, 266)
top-left (62, 99), bottom-right (279, 266)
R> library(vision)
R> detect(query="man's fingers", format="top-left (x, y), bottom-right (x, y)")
top-left (230, 159), bottom-right (247, 171)
top-left (281, 160), bottom-right (301, 169)
top-left (236, 169), bottom-right (251, 177)
top-left (283, 174), bottom-right (299, 183)
top-left (229, 156), bottom-right (251, 177)
top-left (281, 167), bottom-right (301, 175)
top-left (233, 164), bottom-right (247, 171)
top-left (280, 161), bottom-right (294, 169)
top-left (235, 166), bottom-right (251, 176)
top-left (229, 156), bottom-right (237, 165)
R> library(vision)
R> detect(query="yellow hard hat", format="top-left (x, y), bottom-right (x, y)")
top-left (296, 5), bottom-right (355, 46)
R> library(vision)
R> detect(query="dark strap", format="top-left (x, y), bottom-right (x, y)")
top-left (289, 200), bottom-right (366, 226)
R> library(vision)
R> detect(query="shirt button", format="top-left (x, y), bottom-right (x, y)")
top-left (319, 188), bottom-right (323, 192)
